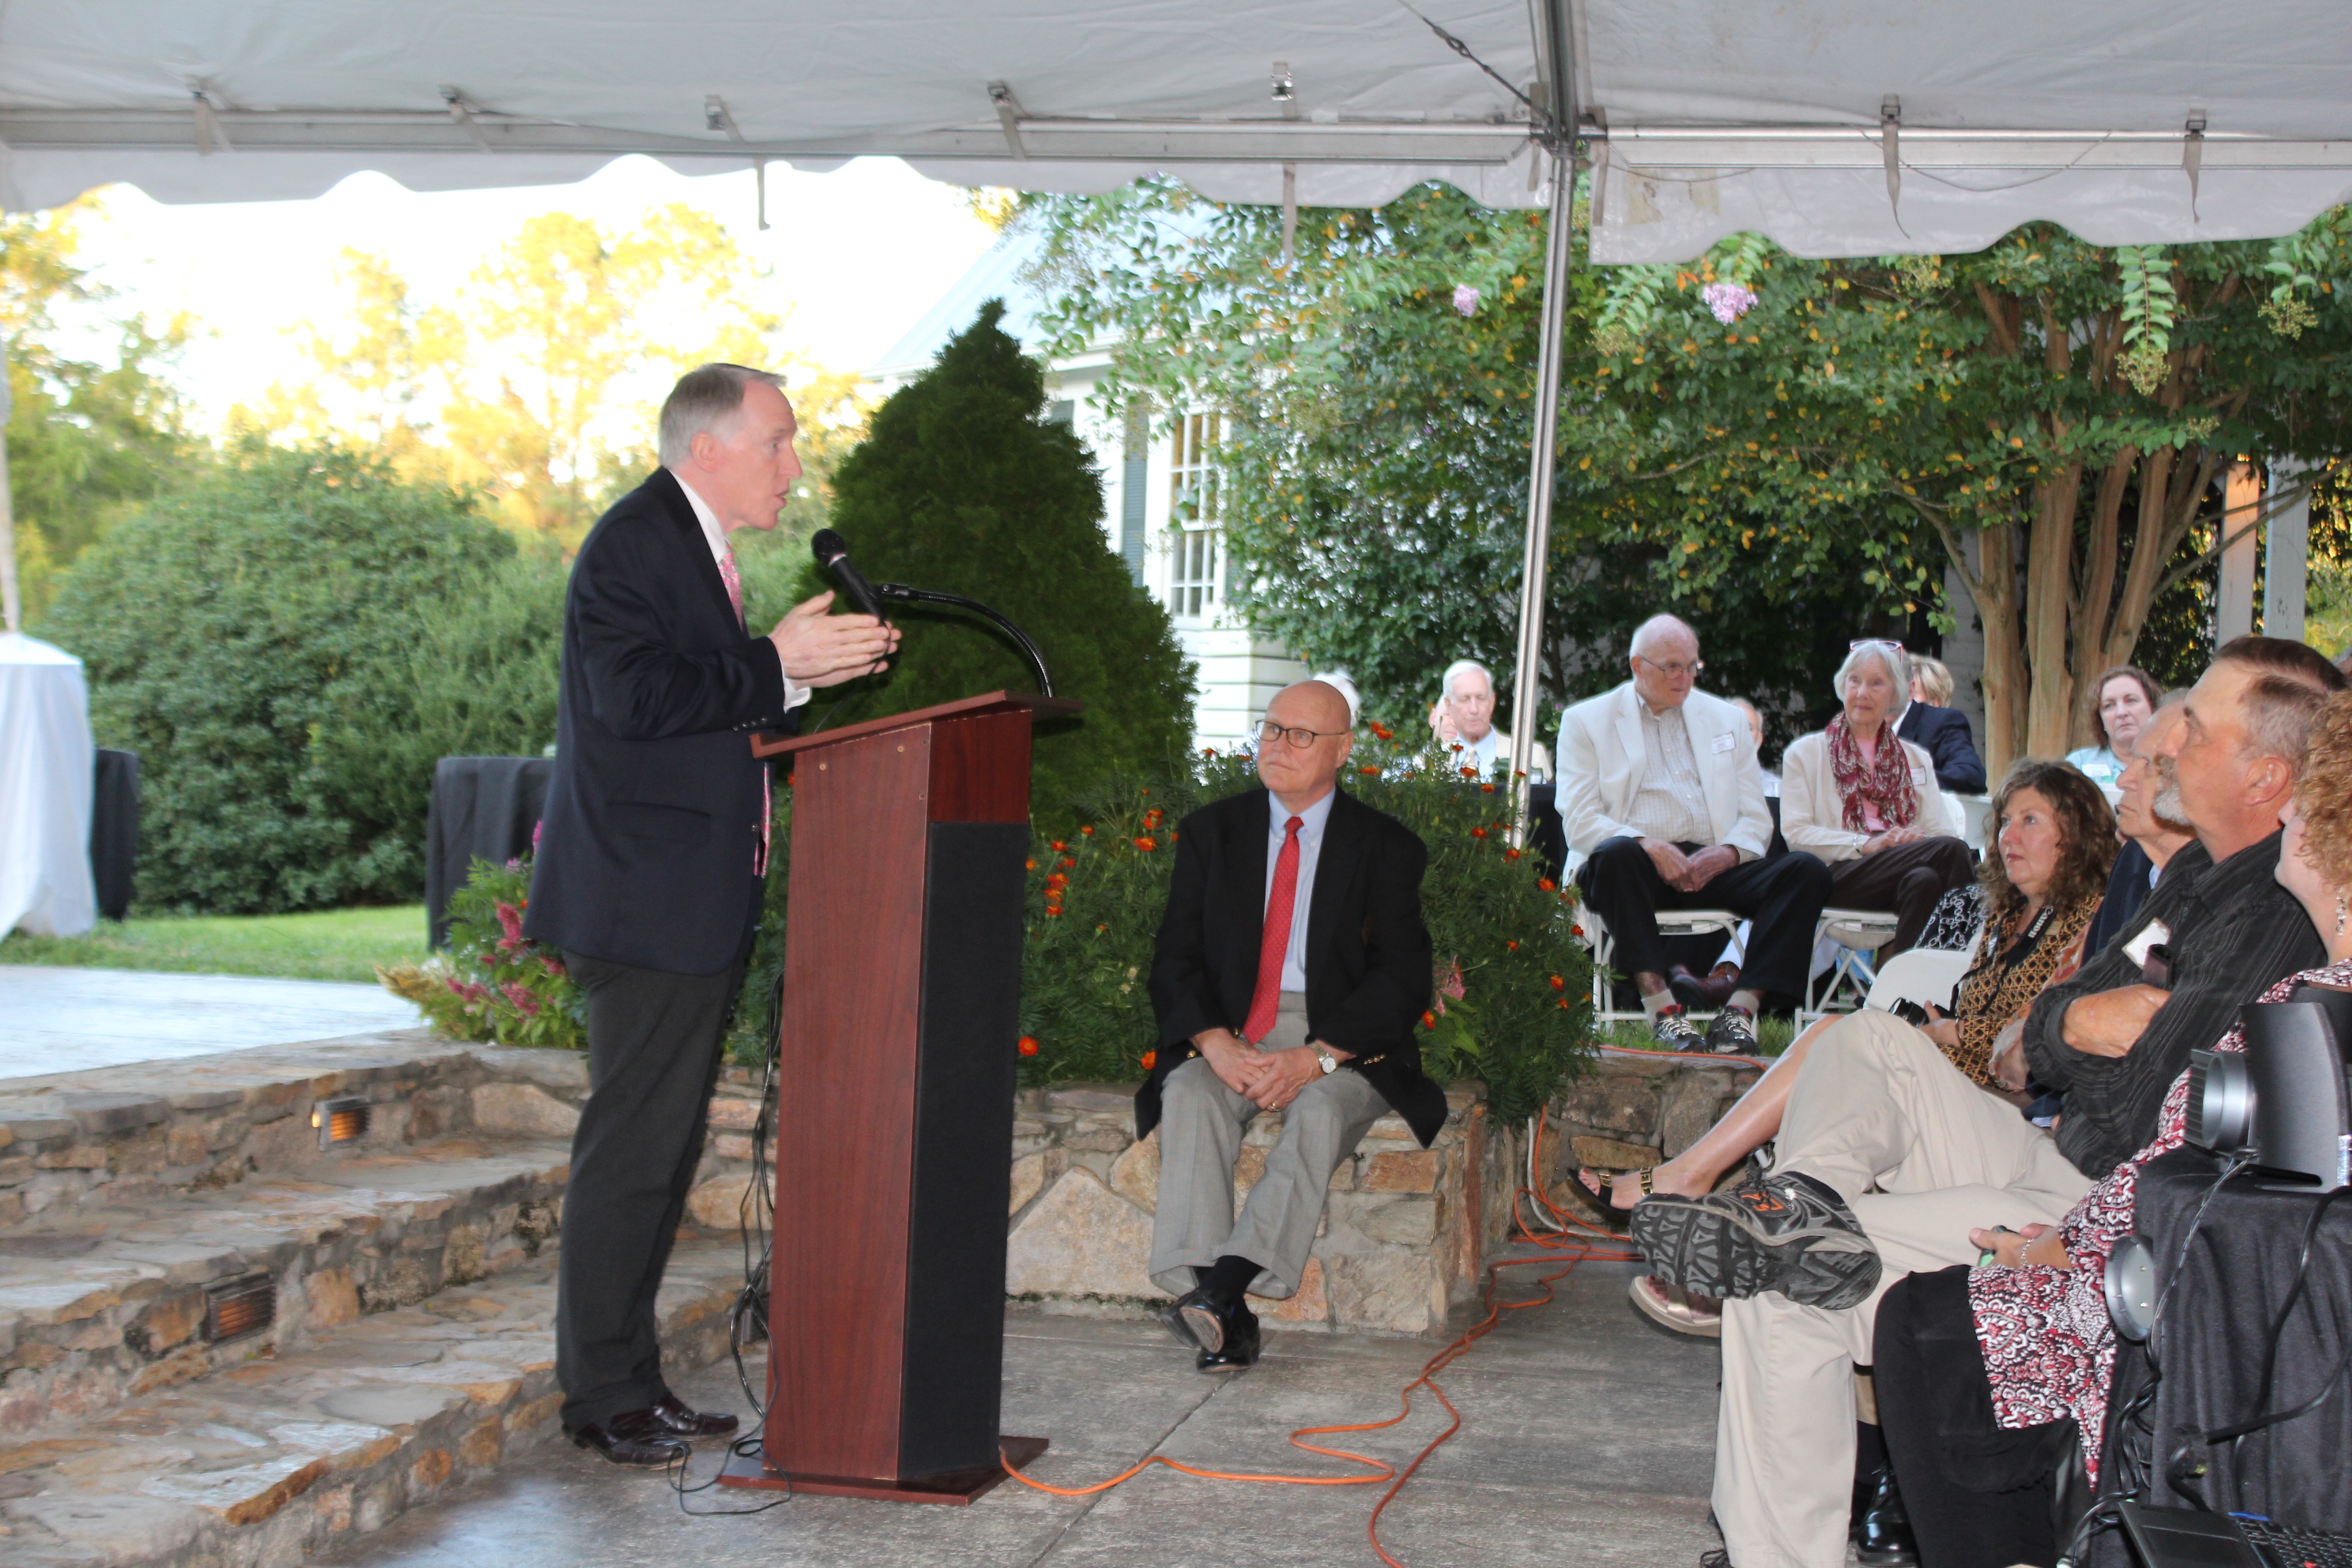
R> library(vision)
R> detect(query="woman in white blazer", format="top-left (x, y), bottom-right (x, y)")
top-left (1780, 640), bottom-right (1976, 958)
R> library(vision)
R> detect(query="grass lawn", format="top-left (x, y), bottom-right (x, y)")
top-left (0, 905), bottom-right (429, 985)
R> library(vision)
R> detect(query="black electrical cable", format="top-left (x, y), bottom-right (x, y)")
top-left (2204, 1186), bottom-right (2352, 1508)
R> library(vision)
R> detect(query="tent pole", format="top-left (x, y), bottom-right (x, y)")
top-left (0, 338), bottom-right (19, 633)
top-left (1506, 152), bottom-right (1572, 840)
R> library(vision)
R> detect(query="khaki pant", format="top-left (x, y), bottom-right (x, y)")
top-left (1714, 1009), bottom-right (2095, 1568)
top-left (1148, 994), bottom-right (1388, 1300)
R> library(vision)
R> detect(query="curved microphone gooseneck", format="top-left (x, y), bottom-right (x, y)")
top-left (875, 582), bottom-right (1054, 699)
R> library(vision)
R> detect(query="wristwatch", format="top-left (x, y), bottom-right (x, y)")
top-left (1310, 1043), bottom-right (1339, 1075)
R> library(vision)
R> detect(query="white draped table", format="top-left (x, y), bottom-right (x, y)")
top-left (0, 632), bottom-right (97, 937)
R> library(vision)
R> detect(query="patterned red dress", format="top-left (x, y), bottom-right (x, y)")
top-left (1967, 958), bottom-right (2352, 1478)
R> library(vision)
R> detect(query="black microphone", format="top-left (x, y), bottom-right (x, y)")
top-left (809, 529), bottom-right (889, 623)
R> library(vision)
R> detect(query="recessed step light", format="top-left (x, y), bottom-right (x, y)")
top-left (203, 1274), bottom-right (276, 1343)
top-left (313, 1096), bottom-right (372, 1148)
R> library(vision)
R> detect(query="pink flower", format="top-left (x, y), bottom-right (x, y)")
top-left (540, 956), bottom-right (567, 979)
top-left (500, 982), bottom-right (542, 1017)
top-left (444, 977), bottom-right (469, 998)
top-left (1440, 961), bottom-right (1467, 1001)
top-left (495, 902), bottom-right (524, 943)
top-left (1703, 281), bottom-right (1759, 324)
top-left (532, 819), bottom-right (544, 852)
top-left (1452, 284), bottom-right (1480, 316)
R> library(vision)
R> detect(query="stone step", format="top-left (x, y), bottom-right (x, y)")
top-left (0, 1238), bottom-right (748, 1568)
top-left (0, 1137), bottom-right (574, 1437)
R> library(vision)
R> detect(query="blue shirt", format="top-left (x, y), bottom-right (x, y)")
top-left (1263, 789), bottom-right (1337, 994)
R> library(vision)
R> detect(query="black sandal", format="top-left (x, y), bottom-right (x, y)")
top-left (1577, 1166), bottom-right (1655, 1213)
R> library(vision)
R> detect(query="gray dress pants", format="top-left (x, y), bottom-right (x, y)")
top-left (1147, 994), bottom-right (1388, 1300)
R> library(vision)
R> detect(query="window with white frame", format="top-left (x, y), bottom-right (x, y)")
top-left (1167, 411), bottom-right (1224, 619)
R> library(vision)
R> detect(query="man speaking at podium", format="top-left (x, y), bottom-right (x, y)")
top-left (1140, 679), bottom-right (1446, 1370)
top-left (525, 364), bottom-right (897, 1465)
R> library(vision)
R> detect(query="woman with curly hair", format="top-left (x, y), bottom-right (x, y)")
top-left (1579, 764), bottom-right (2116, 1333)
top-left (1873, 689), bottom-right (2352, 1568)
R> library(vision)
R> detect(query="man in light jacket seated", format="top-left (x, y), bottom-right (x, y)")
top-left (1558, 615), bottom-right (1832, 1055)
top-left (1781, 639), bottom-right (1976, 960)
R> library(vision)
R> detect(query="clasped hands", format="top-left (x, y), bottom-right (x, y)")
top-left (1970, 1222), bottom-right (2073, 1271)
top-left (1638, 837), bottom-right (1739, 892)
top-left (1193, 1026), bottom-right (1341, 1111)
top-left (768, 590), bottom-right (901, 688)
top-left (1860, 824), bottom-right (1927, 854)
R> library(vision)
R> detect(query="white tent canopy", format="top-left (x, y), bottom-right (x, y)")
top-left (4, 1), bottom-right (2350, 261)
top-left (4, 0), bottom-right (2347, 802)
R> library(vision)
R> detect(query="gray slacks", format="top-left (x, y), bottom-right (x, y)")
top-left (1147, 994), bottom-right (1388, 1300)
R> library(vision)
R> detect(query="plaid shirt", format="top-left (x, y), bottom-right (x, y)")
top-left (2023, 829), bottom-right (2323, 1180)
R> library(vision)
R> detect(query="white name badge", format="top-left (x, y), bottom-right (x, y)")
top-left (2123, 919), bottom-right (2172, 968)
top-left (1711, 732), bottom-right (1737, 753)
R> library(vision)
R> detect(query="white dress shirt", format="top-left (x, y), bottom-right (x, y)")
top-left (674, 474), bottom-right (811, 715)
top-left (1262, 787), bottom-right (1337, 994)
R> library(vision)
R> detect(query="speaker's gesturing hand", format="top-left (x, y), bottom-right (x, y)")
top-left (768, 591), bottom-right (900, 687)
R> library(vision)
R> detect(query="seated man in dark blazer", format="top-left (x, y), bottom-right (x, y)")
top-left (1139, 679), bottom-right (1444, 1371)
top-left (525, 363), bottom-right (896, 1465)
top-left (1895, 689), bottom-right (1987, 794)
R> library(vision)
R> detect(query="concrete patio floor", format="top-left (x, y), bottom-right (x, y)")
top-left (0, 964), bottom-right (423, 1079)
top-left (325, 1258), bottom-right (1727, 1568)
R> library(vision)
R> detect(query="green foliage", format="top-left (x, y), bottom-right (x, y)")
top-left (378, 859), bottom-right (585, 1047)
top-left (3, 199), bottom-right (201, 616)
top-left (804, 301), bottom-right (1196, 815)
top-left (39, 443), bottom-right (562, 912)
top-left (1014, 738), bottom-right (1595, 1124)
top-left (1020, 182), bottom-right (1935, 754)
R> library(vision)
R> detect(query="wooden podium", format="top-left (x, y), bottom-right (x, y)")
top-left (717, 691), bottom-right (1079, 1504)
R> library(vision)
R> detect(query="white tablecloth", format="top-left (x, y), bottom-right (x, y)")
top-left (0, 632), bottom-right (97, 936)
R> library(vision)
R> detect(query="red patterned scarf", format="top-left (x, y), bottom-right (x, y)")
top-left (1825, 715), bottom-right (1917, 833)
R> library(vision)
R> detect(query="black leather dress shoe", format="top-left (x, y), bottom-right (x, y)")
top-left (1852, 1462), bottom-right (1918, 1565)
top-left (572, 1409), bottom-right (687, 1467)
top-left (1186, 1290), bottom-right (1262, 1372)
top-left (648, 1395), bottom-right (738, 1439)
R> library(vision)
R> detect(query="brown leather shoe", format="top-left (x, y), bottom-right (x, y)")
top-left (572, 1409), bottom-right (687, 1466)
top-left (649, 1395), bottom-right (738, 1439)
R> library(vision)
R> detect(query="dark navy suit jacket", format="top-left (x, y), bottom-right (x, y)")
top-left (1897, 702), bottom-right (1987, 794)
top-left (1138, 785), bottom-right (1447, 1147)
top-left (523, 468), bottom-right (798, 975)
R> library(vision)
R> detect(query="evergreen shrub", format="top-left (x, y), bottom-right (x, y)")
top-left (40, 442), bottom-right (564, 912)
top-left (787, 300), bottom-right (1196, 815)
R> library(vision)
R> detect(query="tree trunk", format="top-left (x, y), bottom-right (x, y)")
top-left (1969, 521), bottom-right (2027, 777)
top-left (2024, 463), bottom-right (2086, 758)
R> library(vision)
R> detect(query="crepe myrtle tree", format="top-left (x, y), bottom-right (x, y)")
top-left (1586, 212), bottom-right (2352, 767)
top-left (1020, 180), bottom-right (1937, 747)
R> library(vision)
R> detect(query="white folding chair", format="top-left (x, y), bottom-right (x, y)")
top-left (1864, 947), bottom-right (1974, 1015)
top-left (1583, 905), bottom-right (1744, 1025)
top-left (1803, 907), bottom-right (1904, 1022)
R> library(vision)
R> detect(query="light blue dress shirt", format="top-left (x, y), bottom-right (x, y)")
top-left (1262, 789), bottom-right (1337, 994)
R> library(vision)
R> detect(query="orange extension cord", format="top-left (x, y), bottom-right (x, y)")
top-left (998, 1117), bottom-right (1639, 1568)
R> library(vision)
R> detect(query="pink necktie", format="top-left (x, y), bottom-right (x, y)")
top-left (1244, 817), bottom-right (1304, 1043)
top-left (718, 545), bottom-right (770, 875)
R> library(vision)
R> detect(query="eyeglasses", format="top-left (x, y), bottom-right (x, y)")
top-left (1258, 719), bottom-right (1347, 749)
top-left (1635, 655), bottom-right (1705, 680)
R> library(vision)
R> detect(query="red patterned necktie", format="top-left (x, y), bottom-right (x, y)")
top-left (717, 544), bottom-right (770, 874)
top-left (1244, 815), bottom-right (1305, 1043)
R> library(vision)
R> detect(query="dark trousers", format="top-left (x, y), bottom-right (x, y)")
top-left (556, 949), bottom-right (742, 1432)
top-left (1876, 1266), bottom-right (2074, 1568)
top-left (1575, 836), bottom-right (1832, 1000)
top-left (1827, 835), bottom-right (1977, 960)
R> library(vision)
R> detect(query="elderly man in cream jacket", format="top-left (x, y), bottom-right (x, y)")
top-left (1558, 615), bottom-right (1832, 1054)
top-left (1780, 640), bottom-right (1974, 960)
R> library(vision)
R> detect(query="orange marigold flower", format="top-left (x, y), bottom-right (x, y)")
top-left (1045, 873), bottom-right (1068, 889)
top-left (1505, 847), bottom-right (1522, 860)
top-left (1481, 782), bottom-right (1497, 793)
top-left (1570, 924), bottom-right (1585, 937)
top-left (1026, 858), bottom-right (1037, 870)
top-left (1051, 840), bottom-right (1067, 851)
top-left (1471, 828), bottom-right (1488, 839)
top-left (1134, 836), bottom-right (1158, 852)
top-left (1061, 856), bottom-right (1077, 868)
top-left (1081, 825), bottom-right (1094, 836)
top-left (1360, 765), bottom-right (1379, 775)
top-left (1507, 939), bottom-right (1520, 950)
top-left (1043, 906), bottom-right (1063, 917)
top-left (1459, 766), bottom-right (1478, 779)
top-left (1017, 1036), bottom-right (1041, 1056)
top-left (1537, 877), bottom-right (1557, 892)
top-left (1140, 1049), bottom-right (1158, 1071)
top-left (1421, 1009), bottom-right (1437, 1029)
top-left (1549, 975), bottom-right (1566, 991)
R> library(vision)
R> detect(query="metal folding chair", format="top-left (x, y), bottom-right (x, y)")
top-left (1804, 907), bottom-right (1904, 1022)
top-left (1582, 905), bottom-right (1744, 1025)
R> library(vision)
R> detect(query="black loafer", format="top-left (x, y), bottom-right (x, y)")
top-left (649, 1395), bottom-right (738, 1439)
top-left (572, 1409), bottom-right (687, 1466)
top-left (1852, 1462), bottom-right (1919, 1564)
top-left (1186, 1290), bottom-right (1261, 1372)
top-left (1159, 1291), bottom-right (1207, 1350)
